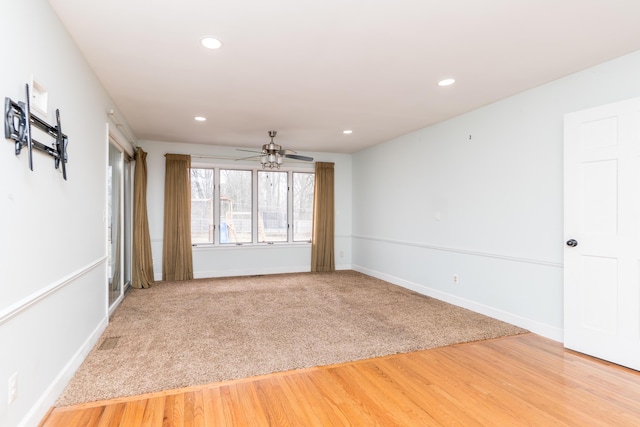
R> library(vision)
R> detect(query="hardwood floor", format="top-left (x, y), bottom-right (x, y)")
top-left (40, 333), bottom-right (640, 426)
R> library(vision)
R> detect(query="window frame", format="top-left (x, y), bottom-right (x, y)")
top-left (190, 163), bottom-right (314, 247)
top-left (292, 171), bottom-right (315, 243)
top-left (257, 170), bottom-right (289, 243)
top-left (219, 168), bottom-right (254, 245)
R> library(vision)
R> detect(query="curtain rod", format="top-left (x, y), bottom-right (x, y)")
top-left (190, 154), bottom-right (315, 165)
top-left (108, 110), bottom-right (138, 150)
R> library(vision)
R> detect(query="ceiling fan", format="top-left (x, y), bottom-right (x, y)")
top-left (237, 131), bottom-right (313, 169)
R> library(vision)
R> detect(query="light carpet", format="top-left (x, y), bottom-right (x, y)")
top-left (56, 270), bottom-right (527, 406)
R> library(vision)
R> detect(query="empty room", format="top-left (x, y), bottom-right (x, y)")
top-left (2, 1), bottom-right (640, 426)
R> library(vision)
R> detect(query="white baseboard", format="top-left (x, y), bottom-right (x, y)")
top-left (194, 266), bottom-right (312, 279)
top-left (20, 316), bottom-right (108, 427)
top-left (166, 263), bottom-right (353, 280)
top-left (353, 264), bottom-right (564, 342)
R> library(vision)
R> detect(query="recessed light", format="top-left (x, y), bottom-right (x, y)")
top-left (343, 130), bottom-right (353, 134)
top-left (194, 116), bottom-right (206, 122)
top-left (201, 37), bottom-right (222, 49)
top-left (438, 78), bottom-right (455, 86)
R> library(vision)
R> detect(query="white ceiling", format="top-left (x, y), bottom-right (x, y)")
top-left (48, 0), bottom-right (640, 154)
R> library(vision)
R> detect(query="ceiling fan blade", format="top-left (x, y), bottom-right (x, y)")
top-left (235, 155), bottom-right (260, 161)
top-left (240, 131), bottom-right (312, 163)
top-left (285, 154), bottom-right (313, 162)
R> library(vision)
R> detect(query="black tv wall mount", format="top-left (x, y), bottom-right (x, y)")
top-left (4, 83), bottom-right (68, 180)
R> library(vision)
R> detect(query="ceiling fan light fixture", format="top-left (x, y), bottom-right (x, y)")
top-left (201, 37), bottom-right (222, 49)
top-left (247, 130), bottom-right (312, 169)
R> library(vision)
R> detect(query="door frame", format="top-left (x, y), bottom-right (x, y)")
top-left (107, 124), bottom-right (134, 314)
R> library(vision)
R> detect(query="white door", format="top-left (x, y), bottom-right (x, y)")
top-left (564, 97), bottom-right (640, 371)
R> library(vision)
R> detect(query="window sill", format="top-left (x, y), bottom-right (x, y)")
top-left (192, 242), bottom-right (311, 251)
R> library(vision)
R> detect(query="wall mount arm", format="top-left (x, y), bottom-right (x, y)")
top-left (4, 84), bottom-right (68, 180)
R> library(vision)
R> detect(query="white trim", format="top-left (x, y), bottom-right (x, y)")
top-left (353, 264), bottom-right (564, 342)
top-left (193, 264), bottom-right (352, 279)
top-left (0, 257), bottom-right (107, 326)
top-left (194, 265), bottom-right (311, 279)
top-left (334, 234), bottom-right (351, 239)
top-left (156, 238), bottom-right (349, 246)
top-left (105, 125), bottom-right (111, 314)
top-left (18, 315), bottom-right (108, 427)
top-left (192, 242), bottom-right (311, 251)
top-left (352, 234), bottom-right (563, 268)
top-left (108, 292), bottom-right (125, 316)
top-left (336, 263), bottom-right (352, 271)
top-left (107, 110), bottom-right (137, 156)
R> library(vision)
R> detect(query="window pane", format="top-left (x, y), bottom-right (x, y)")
top-left (258, 171), bottom-right (288, 242)
top-left (220, 169), bottom-right (252, 243)
top-left (293, 172), bottom-right (314, 242)
top-left (190, 168), bottom-right (214, 244)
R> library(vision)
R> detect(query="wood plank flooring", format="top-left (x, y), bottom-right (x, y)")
top-left (40, 333), bottom-right (640, 426)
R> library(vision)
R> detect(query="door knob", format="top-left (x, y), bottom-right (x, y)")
top-left (566, 239), bottom-right (578, 247)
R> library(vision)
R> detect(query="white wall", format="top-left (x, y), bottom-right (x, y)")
top-left (139, 140), bottom-right (352, 279)
top-left (2, 4), bottom-right (638, 425)
top-left (0, 2), bottom-right (132, 426)
top-left (352, 49), bottom-right (640, 341)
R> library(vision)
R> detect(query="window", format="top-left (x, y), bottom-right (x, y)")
top-left (190, 166), bottom-right (314, 245)
top-left (293, 172), bottom-right (314, 242)
top-left (190, 168), bottom-right (214, 244)
top-left (220, 169), bottom-right (253, 243)
top-left (258, 171), bottom-right (287, 242)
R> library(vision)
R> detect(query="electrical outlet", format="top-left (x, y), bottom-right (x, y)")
top-left (452, 274), bottom-right (459, 284)
top-left (8, 372), bottom-right (17, 405)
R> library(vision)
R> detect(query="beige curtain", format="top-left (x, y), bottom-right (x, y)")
top-left (311, 162), bottom-right (335, 272)
top-left (162, 154), bottom-right (193, 281)
top-left (132, 148), bottom-right (154, 289)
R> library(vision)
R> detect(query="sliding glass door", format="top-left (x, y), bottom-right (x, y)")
top-left (108, 140), bottom-right (132, 311)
